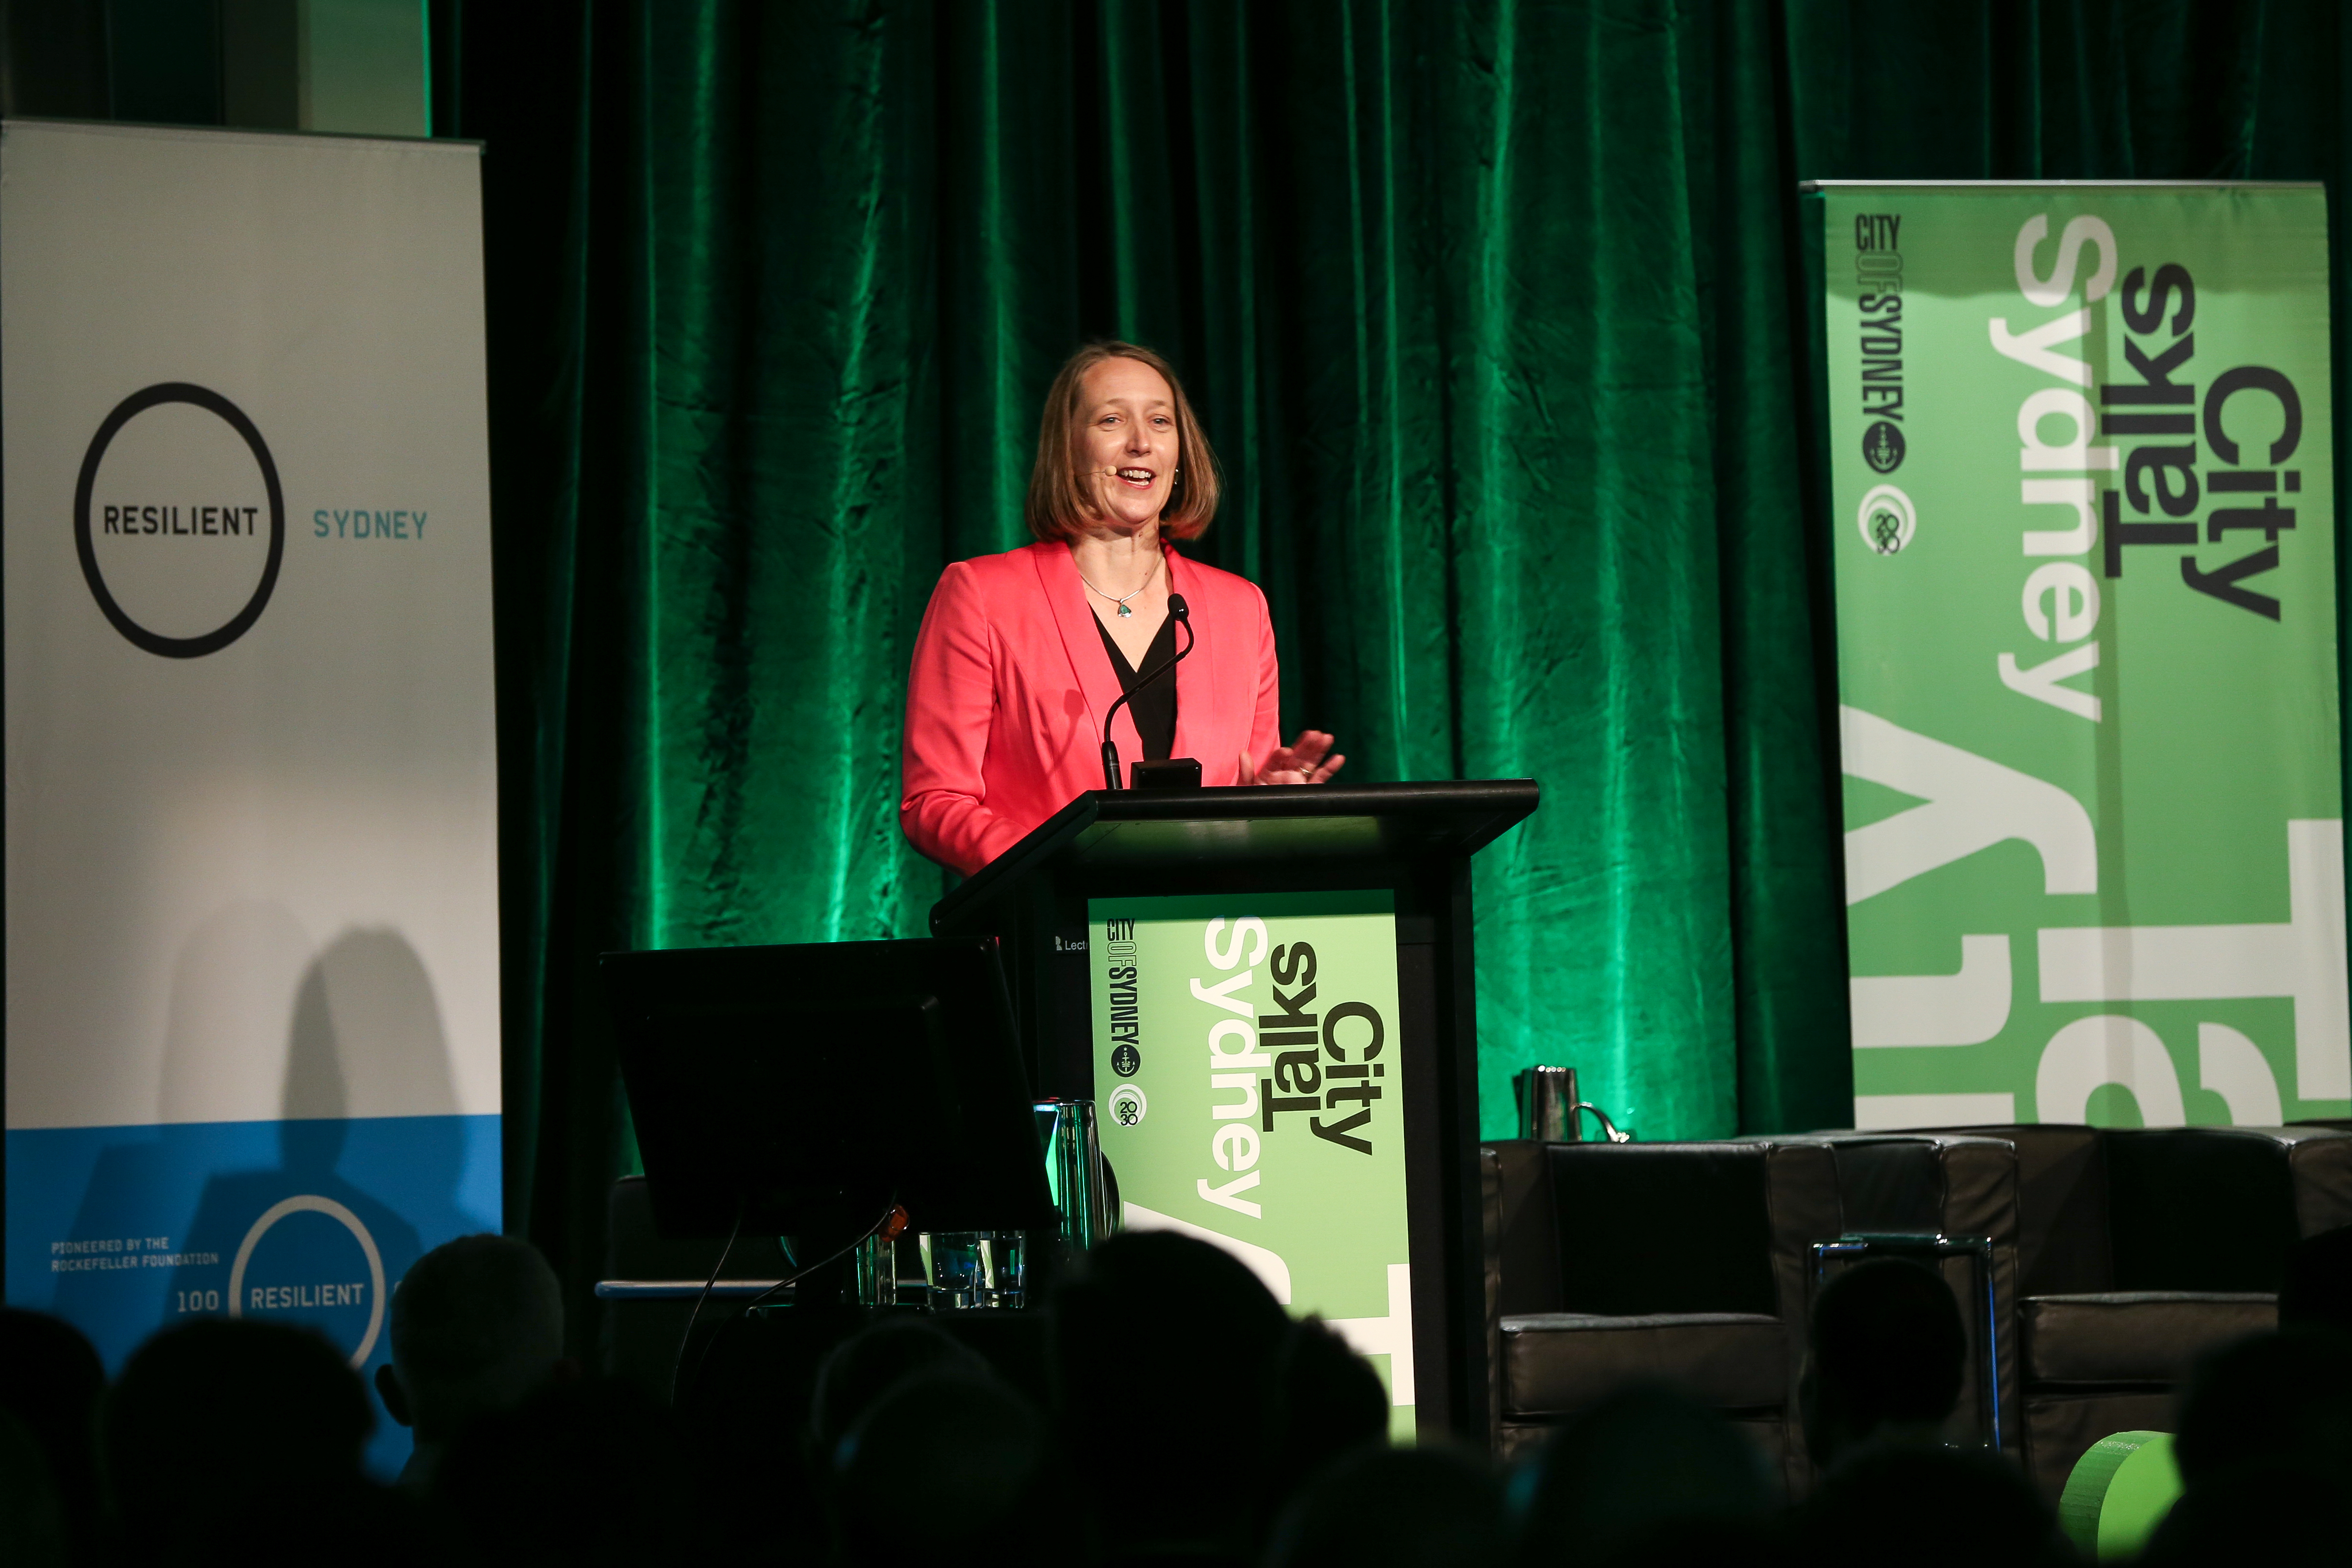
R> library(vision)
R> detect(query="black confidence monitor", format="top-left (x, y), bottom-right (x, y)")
top-left (599, 937), bottom-right (1055, 1242)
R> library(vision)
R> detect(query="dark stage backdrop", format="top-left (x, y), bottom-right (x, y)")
top-left (442, 0), bottom-right (2352, 1334)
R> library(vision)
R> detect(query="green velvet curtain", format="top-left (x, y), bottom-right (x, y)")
top-left (449, 0), bottom-right (2352, 1322)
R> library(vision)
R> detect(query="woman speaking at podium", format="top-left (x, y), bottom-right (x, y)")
top-left (901, 342), bottom-right (1343, 876)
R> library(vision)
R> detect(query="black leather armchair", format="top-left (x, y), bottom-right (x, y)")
top-left (1482, 1138), bottom-right (1839, 1493)
top-left (1939, 1124), bottom-right (2352, 1499)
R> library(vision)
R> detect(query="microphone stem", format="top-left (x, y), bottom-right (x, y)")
top-left (1099, 608), bottom-right (1194, 790)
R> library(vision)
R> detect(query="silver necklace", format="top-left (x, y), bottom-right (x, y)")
top-left (1077, 550), bottom-right (1163, 618)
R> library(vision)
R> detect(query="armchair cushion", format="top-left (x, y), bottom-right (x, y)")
top-left (1499, 1312), bottom-right (1786, 1416)
top-left (1940, 1124), bottom-right (2110, 1295)
top-left (1484, 1138), bottom-right (1840, 1320)
top-left (2020, 1291), bottom-right (2276, 1384)
top-left (1553, 1144), bottom-right (1777, 1315)
top-left (1947, 1124), bottom-right (2352, 1293)
top-left (2106, 1130), bottom-right (2302, 1290)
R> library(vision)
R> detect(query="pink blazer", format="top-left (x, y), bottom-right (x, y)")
top-left (901, 540), bottom-right (1282, 874)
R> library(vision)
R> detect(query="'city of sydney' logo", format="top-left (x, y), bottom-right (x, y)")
top-left (1862, 419), bottom-right (1906, 474)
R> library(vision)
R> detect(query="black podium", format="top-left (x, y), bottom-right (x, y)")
top-left (930, 779), bottom-right (1538, 1441)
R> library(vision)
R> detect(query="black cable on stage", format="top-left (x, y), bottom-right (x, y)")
top-left (669, 1195), bottom-right (744, 1410)
top-left (671, 1196), bottom-right (904, 1414)
top-left (735, 1199), bottom-right (902, 1318)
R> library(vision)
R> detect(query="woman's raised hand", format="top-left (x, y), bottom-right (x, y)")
top-left (1242, 731), bottom-right (1345, 786)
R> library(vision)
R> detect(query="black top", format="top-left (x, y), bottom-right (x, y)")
top-left (1096, 612), bottom-right (1178, 760)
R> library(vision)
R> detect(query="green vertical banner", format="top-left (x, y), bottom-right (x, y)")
top-left (1822, 184), bottom-right (2348, 1130)
top-left (1090, 891), bottom-right (1417, 1439)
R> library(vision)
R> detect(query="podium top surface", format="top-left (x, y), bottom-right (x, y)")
top-left (930, 778), bottom-right (1537, 933)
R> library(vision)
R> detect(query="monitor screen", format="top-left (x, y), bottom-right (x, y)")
top-left (601, 938), bottom-right (1054, 1241)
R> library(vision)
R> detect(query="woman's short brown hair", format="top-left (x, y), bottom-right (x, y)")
top-left (1024, 341), bottom-right (1221, 542)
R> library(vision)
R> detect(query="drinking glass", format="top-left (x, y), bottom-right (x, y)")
top-left (919, 1231), bottom-right (1026, 1310)
top-left (979, 1231), bottom-right (1025, 1309)
top-left (920, 1232), bottom-right (983, 1310)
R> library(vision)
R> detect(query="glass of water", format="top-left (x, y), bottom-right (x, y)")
top-left (979, 1231), bottom-right (1025, 1310)
top-left (920, 1231), bottom-right (1025, 1310)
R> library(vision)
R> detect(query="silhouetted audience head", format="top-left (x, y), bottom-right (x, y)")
top-left (1268, 1445), bottom-right (1503, 1568)
top-left (437, 1375), bottom-right (703, 1567)
top-left (1793, 1444), bottom-right (2063, 1567)
top-left (807, 1316), bottom-right (990, 1468)
top-left (2140, 1453), bottom-right (2346, 1562)
top-left (1513, 1384), bottom-right (1772, 1567)
top-left (86, 1200), bottom-right (2308, 1568)
top-left (1802, 1257), bottom-right (1965, 1466)
top-left (200, 1470), bottom-right (442, 1568)
top-left (376, 1232), bottom-right (565, 1484)
top-left (2279, 1224), bottom-right (2352, 1335)
top-left (2134, 1327), bottom-right (2352, 1558)
top-left (831, 1371), bottom-right (1048, 1568)
top-left (2170, 1327), bottom-right (2352, 1485)
top-left (1051, 1231), bottom-right (1391, 1559)
top-left (1261, 1315), bottom-right (1391, 1520)
top-left (102, 1318), bottom-right (371, 1549)
top-left (0, 1407), bottom-right (67, 1568)
top-left (1051, 1230), bottom-right (1296, 1556)
top-left (0, 1309), bottom-right (103, 1565)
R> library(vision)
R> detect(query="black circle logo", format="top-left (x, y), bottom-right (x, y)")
top-left (1111, 1043), bottom-right (1141, 1078)
top-left (1862, 420), bottom-right (1906, 474)
top-left (73, 384), bottom-right (285, 658)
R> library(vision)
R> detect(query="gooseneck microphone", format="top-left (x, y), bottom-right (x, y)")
top-left (1101, 593), bottom-right (1194, 790)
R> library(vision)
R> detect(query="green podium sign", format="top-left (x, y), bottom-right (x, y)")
top-left (1090, 891), bottom-right (1415, 1438)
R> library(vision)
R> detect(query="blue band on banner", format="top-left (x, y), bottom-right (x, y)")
top-left (7, 1113), bottom-right (500, 1480)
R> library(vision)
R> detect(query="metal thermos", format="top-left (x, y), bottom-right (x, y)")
top-left (1034, 1098), bottom-right (1115, 1252)
top-left (1514, 1066), bottom-right (1581, 1142)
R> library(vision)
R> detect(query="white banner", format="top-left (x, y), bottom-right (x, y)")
top-left (1, 121), bottom-right (499, 1477)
